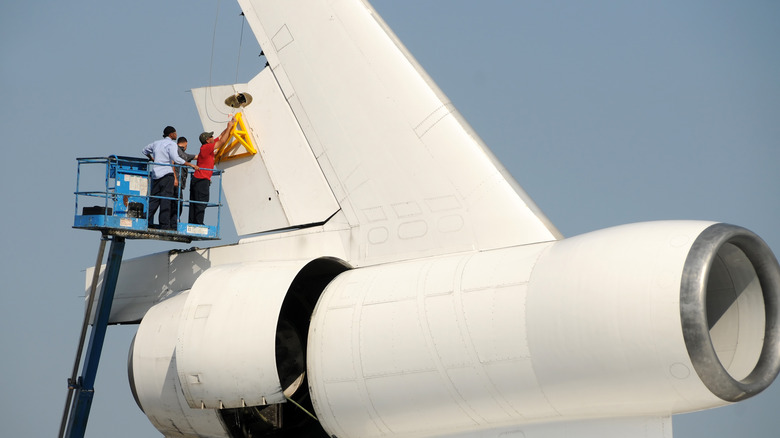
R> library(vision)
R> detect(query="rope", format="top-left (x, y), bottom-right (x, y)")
top-left (204, 3), bottom-right (250, 123)
top-left (235, 13), bottom-right (246, 84)
top-left (205, 0), bottom-right (232, 123)
top-left (285, 396), bottom-right (319, 421)
top-left (205, 0), bottom-right (225, 122)
top-left (208, 0), bottom-right (221, 91)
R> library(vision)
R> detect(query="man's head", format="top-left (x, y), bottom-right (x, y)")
top-left (163, 126), bottom-right (177, 140)
top-left (177, 137), bottom-right (188, 150)
top-left (199, 131), bottom-right (215, 145)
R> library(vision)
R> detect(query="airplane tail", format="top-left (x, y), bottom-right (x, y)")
top-left (90, 3), bottom-right (780, 437)
top-left (193, 0), bottom-right (560, 263)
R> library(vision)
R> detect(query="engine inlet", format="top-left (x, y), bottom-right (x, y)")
top-left (681, 223), bottom-right (780, 401)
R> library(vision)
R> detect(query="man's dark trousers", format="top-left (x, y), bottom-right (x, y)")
top-left (189, 177), bottom-right (210, 225)
top-left (149, 173), bottom-right (175, 228)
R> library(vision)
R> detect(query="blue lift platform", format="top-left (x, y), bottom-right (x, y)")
top-left (73, 155), bottom-right (224, 243)
top-left (60, 155), bottom-right (224, 438)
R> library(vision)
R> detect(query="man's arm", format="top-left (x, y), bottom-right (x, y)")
top-left (172, 161), bottom-right (179, 187)
top-left (214, 117), bottom-right (238, 151)
top-left (170, 143), bottom-right (199, 171)
top-left (142, 143), bottom-right (154, 161)
top-left (177, 148), bottom-right (196, 162)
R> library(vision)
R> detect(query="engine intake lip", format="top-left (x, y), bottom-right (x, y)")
top-left (681, 223), bottom-right (780, 402)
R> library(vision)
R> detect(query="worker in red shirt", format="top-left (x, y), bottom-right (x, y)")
top-left (189, 117), bottom-right (236, 224)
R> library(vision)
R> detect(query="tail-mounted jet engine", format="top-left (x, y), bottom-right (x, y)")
top-left (129, 257), bottom-right (350, 437)
top-left (129, 221), bottom-right (780, 438)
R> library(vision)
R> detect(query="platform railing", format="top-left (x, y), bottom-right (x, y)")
top-left (73, 155), bottom-right (223, 242)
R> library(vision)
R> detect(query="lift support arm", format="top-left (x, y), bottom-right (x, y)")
top-left (59, 235), bottom-right (126, 438)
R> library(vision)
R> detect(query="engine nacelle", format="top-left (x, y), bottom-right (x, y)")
top-left (130, 221), bottom-right (780, 438)
top-left (308, 221), bottom-right (780, 437)
top-left (129, 257), bottom-right (350, 437)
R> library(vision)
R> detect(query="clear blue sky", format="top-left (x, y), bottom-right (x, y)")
top-left (1, 1), bottom-right (778, 437)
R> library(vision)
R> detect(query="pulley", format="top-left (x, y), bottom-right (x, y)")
top-left (225, 92), bottom-right (253, 108)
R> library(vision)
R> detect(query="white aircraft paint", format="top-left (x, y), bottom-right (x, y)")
top-left (90, 1), bottom-right (780, 437)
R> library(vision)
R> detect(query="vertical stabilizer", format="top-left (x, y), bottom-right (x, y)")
top-left (195, 0), bottom-right (561, 260)
top-left (192, 69), bottom-right (340, 235)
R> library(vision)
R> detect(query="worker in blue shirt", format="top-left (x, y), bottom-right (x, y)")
top-left (143, 126), bottom-right (198, 230)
